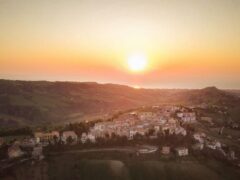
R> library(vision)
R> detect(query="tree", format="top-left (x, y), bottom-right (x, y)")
top-left (66, 136), bottom-right (73, 145)
top-left (147, 128), bottom-right (155, 136)
top-left (53, 135), bottom-right (58, 144)
top-left (133, 133), bottom-right (143, 141)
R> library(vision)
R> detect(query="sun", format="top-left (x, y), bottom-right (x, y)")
top-left (127, 53), bottom-right (147, 72)
top-left (133, 85), bottom-right (141, 89)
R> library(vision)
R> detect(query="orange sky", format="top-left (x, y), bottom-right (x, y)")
top-left (0, 0), bottom-right (240, 88)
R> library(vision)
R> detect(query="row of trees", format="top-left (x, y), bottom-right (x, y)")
top-left (0, 127), bottom-right (33, 137)
top-left (62, 120), bottom-right (102, 137)
top-left (46, 129), bottom-right (196, 153)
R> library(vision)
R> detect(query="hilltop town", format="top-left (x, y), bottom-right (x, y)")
top-left (1, 103), bottom-right (240, 177)
top-left (0, 81), bottom-right (240, 179)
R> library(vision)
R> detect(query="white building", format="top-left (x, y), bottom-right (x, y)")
top-left (177, 112), bottom-right (196, 123)
top-left (175, 147), bottom-right (188, 156)
top-left (129, 130), bottom-right (138, 140)
top-left (81, 133), bottom-right (88, 143)
top-left (138, 112), bottom-right (155, 120)
top-left (175, 127), bottom-right (187, 136)
top-left (87, 134), bottom-right (96, 143)
top-left (81, 133), bottom-right (96, 143)
top-left (206, 140), bottom-right (221, 150)
top-left (193, 132), bottom-right (206, 144)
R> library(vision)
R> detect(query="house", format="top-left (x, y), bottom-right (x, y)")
top-left (81, 133), bottom-right (88, 143)
top-left (81, 133), bottom-right (96, 143)
top-left (206, 140), bottom-right (221, 150)
top-left (129, 130), bottom-right (138, 140)
top-left (138, 112), bottom-right (155, 120)
top-left (228, 150), bottom-right (236, 160)
top-left (161, 146), bottom-right (170, 155)
top-left (175, 127), bottom-right (187, 136)
top-left (61, 131), bottom-right (78, 144)
top-left (157, 118), bottom-right (167, 125)
top-left (177, 112), bottom-right (196, 123)
top-left (137, 129), bottom-right (146, 136)
top-left (87, 134), bottom-right (96, 143)
top-left (154, 125), bottom-right (160, 132)
top-left (193, 133), bottom-right (206, 143)
top-left (8, 145), bottom-right (24, 159)
top-left (168, 118), bottom-right (177, 124)
top-left (161, 124), bottom-right (176, 135)
top-left (34, 131), bottom-right (60, 143)
top-left (32, 146), bottom-right (44, 160)
top-left (175, 147), bottom-right (188, 156)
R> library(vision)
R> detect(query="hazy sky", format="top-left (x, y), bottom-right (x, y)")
top-left (0, 0), bottom-right (240, 88)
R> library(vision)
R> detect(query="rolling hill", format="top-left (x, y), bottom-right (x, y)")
top-left (0, 80), bottom-right (239, 128)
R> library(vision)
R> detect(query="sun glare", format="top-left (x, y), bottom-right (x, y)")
top-left (127, 53), bottom-right (147, 72)
top-left (133, 85), bottom-right (141, 89)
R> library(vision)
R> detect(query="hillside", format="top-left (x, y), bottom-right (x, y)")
top-left (225, 89), bottom-right (240, 97)
top-left (0, 80), bottom-right (239, 128)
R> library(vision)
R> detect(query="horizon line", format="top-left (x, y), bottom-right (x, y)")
top-left (1, 78), bottom-right (239, 90)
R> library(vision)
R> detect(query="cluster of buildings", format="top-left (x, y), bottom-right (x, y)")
top-left (34, 130), bottom-right (78, 145)
top-left (192, 131), bottom-right (238, 161)
top-left (82, 106), bottom-right (194, 142)
top-left (1, 130), bottom-right (78, 160)
top-left (6, 140), bottom-right (44, 160)
top-left (177, 112), bottom-right (197, 124)
top-left (1, 105), bottom-right (238, 163)
top-left (192, 132), bottom-right (222, 150)
top-left (5, 105), bottom-right (197, 159)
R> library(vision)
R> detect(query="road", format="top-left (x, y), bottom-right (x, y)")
top-left (47, 145), bottom-right (158, 155)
